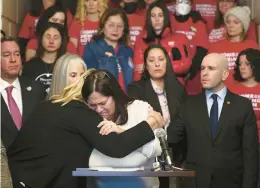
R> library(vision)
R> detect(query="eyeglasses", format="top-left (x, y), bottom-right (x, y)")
top-left (105, 22), bottom-right (124, 31)
top-left (93, 71), bottom-right (110, 80)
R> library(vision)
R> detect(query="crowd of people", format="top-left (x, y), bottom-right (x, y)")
top-left (1, 0), bottom-right (260, 187)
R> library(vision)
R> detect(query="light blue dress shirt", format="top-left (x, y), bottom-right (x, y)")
top-left (205, 87), bottom-right (227, 119)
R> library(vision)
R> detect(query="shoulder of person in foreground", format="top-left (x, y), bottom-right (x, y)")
top-left (18, 76), bottom-right (46, 99)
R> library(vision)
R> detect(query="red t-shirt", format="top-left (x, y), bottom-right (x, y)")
top-left (136, 8), bottom-right (147, 17)
top-left (69, 19), bottom-right (99, 56)
top-left (193, 0), bottom-right (217, 32)
top-left (127, 14), bottom-right (145, 48)
top-left (171, 17), bottom-right (209, 49)
top-left (18, 13), bottom-right (40, 39)
top-left (26, 38), bottom-right (78, 56)
top-left (19, 10), bottom-right (73, 40)
top-left (208, 39), bottom-right (259, 86)
top-left (229, 83), bottom-right (260, 142)
top-left (208, 20), bottom-right (257, 43)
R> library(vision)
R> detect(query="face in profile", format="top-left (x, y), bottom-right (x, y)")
top-left (85, 0), bottom-right (99, 14)
top-left (42, 27), bottom-right (62, 52)
top-left (67, 59), bottom-right (86, 85)
top-left (87, 91), bottom-right (116, 121)
top-left (218, 0), bottom-right (236, 15)
top-left (146, 48), bottom-right (167, 80)
top-left (1, 41), bottom-right (22, 80)
top-left (49, 12), bottom-right (65, 25)
top-left (200, 55), bottom-right (229, 92)
top-left (150, 7), bottom-right (164, 34)
top-left (103, 15), bottom-right (124, 42)
top-left (226, 15), bottom-right (243, 37)
top-left (238, 54), bottom-right (254, 81)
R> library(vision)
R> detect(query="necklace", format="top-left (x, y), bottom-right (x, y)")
top-left (151, 79), bottom-right (165, 95)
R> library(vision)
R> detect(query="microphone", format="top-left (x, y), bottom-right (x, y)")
top-left (155, 128), bottom-right (172, 166)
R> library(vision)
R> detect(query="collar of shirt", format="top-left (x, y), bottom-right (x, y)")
top-left (205, 86), bottom-right (227, 101)
top-left (0, 78), bottom-right (21, 94)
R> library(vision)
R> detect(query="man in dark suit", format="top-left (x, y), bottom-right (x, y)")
top-left (168, 53), bottom-right (258, 188)
top-left (1, 37), bottom-right (46, 149)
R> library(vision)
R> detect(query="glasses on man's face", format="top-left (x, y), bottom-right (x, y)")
top-left (105, 22), bottom-right (124, 31)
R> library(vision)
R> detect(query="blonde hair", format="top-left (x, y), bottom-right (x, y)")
top-left (50, 69), bottom-right (96, 105)
top-left (74, 0), bottom-right (108, 28)
top-left (47, 53), bottom-right (87, 100)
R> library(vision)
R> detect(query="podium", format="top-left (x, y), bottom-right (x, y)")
top-left (73, 168), bottom-right (196, 177)
top-left (73, 168), bottom-right (196, 188)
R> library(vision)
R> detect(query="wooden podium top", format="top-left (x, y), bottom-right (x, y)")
top-left (73, 168), bottom-right (196, 177)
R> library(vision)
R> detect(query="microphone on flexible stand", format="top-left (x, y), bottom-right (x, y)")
top-left (155, 128), bottom-right (184, 171)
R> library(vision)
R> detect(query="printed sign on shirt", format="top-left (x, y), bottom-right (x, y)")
top-left (175, 30), bottom-right (195, 41)
top-left (195, 4), bottom-right (216, 17)
top-left (209, 27), bottom-right (225, 43)
top-left (130, 26), bottom-right (143, 46)
top-left (220, 52), bottom-right (238, 70)
top-left (35, 73), bottom-right (52, 92)
top-left (240, 94), bottom-right (260, 111)
top-left (80, 30), bottom-right (98, 46)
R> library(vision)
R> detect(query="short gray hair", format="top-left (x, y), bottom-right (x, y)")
top-left (47, 53), bottom-right (87, 99)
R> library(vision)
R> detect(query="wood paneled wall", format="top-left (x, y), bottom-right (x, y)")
top-left (1, 0), bottom-right (30, 37)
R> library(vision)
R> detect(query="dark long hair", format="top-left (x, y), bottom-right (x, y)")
top-left (82, 69), bottom-right (133, 125)
top-left (233, 48), bottom-right (260, 82)
top-left (142, 44), bottom-right (187, 119)
top-left (214, 0), bottom-right (238, 28)
top-left (29, 0), bottom-right (64, 17)
top-left (36, 22), bottom-right (67, 61)
top-left (35, 5), bottom-right (68, 37)
top-left (143, 1), bottom-right (172, 43)
top-left (92, 8), bottom-right (130, 46)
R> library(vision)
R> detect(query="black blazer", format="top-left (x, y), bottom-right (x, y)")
top-left (128, 79), bottom-right (187, 167)
top-left (7, 100), bottom-right (155, 188)
top-left (1, 77), bottom-right (46, 149)
top-left (168, 90), bottom-right (258, 188)
top-left (128, 79), bottom-right (186, 123)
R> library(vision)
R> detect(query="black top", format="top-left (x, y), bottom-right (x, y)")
top-left (22, 57), bottom-right (53, 91)
top-left (7, 100), bottom-right (155, 188)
